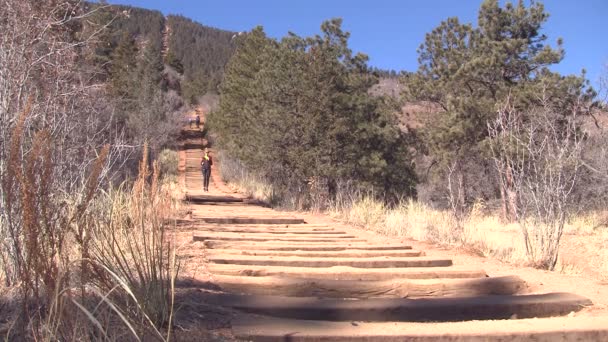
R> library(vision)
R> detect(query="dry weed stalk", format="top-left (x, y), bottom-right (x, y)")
top-left (84, 142), bottom-right (178, 339)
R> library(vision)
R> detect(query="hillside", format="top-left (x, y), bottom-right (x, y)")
top-left (87, 2), bottom-right (236, 104)
top-left (166, 15), bottom-right (235, 100)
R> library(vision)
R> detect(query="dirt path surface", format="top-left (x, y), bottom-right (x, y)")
top-left (173, 127), bottom-right (608, 341)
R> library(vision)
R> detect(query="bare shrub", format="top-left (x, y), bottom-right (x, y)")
top-left (600, 62), bottom-right (607, 106)
top-left (488, 92), bottom-right (586, 270)
top-left (0, 2), bottom-right (179, 339)
top-left (1, 141), bottom-right (178, 341)
top-left (0, 0), bottom-right (127, 287)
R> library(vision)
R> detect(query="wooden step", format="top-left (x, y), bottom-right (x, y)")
top-left (196, 211), bottom-right (291, 216)
top-left (201, 217), bottom-right (306, 224)
top-left (210, 275), bottom-right (526, 298)
top-left (194, 223), bottom-right (333, 229)
top-left (194, 235), bottom-right (366, 243)
top-left (207, 264), bottom-right (487, 280)
top-left (232, 314), bottom-right (608, 342)
top-left (207, 255), bottom-right (452, 268)
top-left (202, 240), bottom-right (412, 251)
top-left (201, 292), bottom-right (591, 322)
top-left (186, 195), bottom-right (243, 203)
top-left (193, 232), bottom-right (359, 240)
top-left (197, 228), bottom-right (348, 235)
top-left (210, 249), bottom-right (424, 258)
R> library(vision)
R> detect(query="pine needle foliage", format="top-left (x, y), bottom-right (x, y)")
top-left (211, 20), bottom-right (417, 207)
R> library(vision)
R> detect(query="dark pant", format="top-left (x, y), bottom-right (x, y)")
top-left (203, 168), bottom-right (211, 190)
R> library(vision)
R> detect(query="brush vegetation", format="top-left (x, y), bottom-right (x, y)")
top-left (0, 1), bottom-right (184, 340)
top-left (212, 0), bottom-right (607, 271)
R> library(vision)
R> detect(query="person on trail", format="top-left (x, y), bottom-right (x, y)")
top-left (188, 117), bottom-right (194, 128)
top-left (201, 148), bottom-right (213, 192)
top-left (195, 115), bottom-right (201, 129)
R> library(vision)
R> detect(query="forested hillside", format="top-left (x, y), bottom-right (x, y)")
top-left (166, 15), bottom-right (235, 102)
top-left (84, 2), bottom-right (235, 105)
top-left (111, 5), bottom-right (164, 49)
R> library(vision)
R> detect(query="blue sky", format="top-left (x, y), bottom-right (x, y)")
top-left (105, 0), bottom-right (607, 90)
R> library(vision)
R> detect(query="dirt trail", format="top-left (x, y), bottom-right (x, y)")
top-left (172, 126), bottom-right (608, 341)
top-left (161, 21), bottom-right (170, 59)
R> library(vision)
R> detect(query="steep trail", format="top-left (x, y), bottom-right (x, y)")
top-left (161, 20), bottom-right (170, 59)
top-left (174, 126), bottom-right (608, 341)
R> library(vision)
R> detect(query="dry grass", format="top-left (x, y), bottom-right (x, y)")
top-left (330, 195), bottom-right (608, 278)
top-left (215, 151), bottom-right (273, 203)
top-left (158, 149), bottom-right (179, 179)
top-left (1, 124), bottom-right (180, 341)
top-left (213, 151), bottom-right (608, 279)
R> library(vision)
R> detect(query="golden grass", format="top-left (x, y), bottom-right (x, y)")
top-left (211, 151), bottom-right (608, 278)
top-left (215, 151), bottom-right (274, 203)
top-left (330, 195), bottom-right (608, 278)
top-left (230, 175), bottom-right (273, 203)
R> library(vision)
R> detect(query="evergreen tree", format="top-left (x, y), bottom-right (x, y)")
top-left (81, 0), bottom-right (115, 81)
top-left (109, 31), bottom-right (138, 100)
top-left (405, 0), bottom-right (593, 217)
top-left (128, 42), bottom-right (166, 145)
top-left (212, 19), bottom-right (417, 205)
top-left (212, 27), bottom-right (272, 158)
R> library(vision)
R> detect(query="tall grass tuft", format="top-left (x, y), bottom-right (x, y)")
top-left (1, 112), bottom-right (179, 341)
top-left (73, 142), bottom-right (179, 341)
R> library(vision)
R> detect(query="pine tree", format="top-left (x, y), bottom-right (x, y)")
top-left (81, 0), bottom-right (115, 80)
top-left (120, 41), bottom-right (169, 150)
top-left (211, 27), bottom-right (272, 158)
top-left (405, 0), bottom-right (592, 218)
top-left (213, 20), bottom-right (417, 204)
top-left (109, 31), bottom-right (138, 99)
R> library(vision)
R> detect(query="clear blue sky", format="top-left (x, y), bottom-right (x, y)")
top-left (105, 0), bottom-right (607, 90)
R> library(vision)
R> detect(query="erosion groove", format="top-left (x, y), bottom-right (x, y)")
top-left (179, 127), bottom-right (603, 341)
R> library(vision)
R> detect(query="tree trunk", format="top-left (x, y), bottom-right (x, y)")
top-left (498, 161), bottom-right (518, 223)
top-left (457, 169), bottom-right (466, 211)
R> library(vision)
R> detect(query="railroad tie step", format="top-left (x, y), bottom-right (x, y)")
top-left (195, 223), bottom-right (332, 228)
top-left (193, 232), bottom-right (360, 240)
top-left (231, 314), bottom-right (608, 342)
top-left (208, 249), bottom-right (424, 258)
top-left (202, 217), bottom-right (306, 224)
top-left (202, 240), bottom-right (413, 251)
top-left (200, 292), bottom-right (591, 322)
top-left (210, 274), bottom-right (526, 298)
top-left (193, 235), bottom-right (366, 243)
top-left (196, 228), bottom-right (348, 235)
top-left (207, 255), bottom-right (453, 268)
top-left (207, 264), bottom-right (487, 280)
top-left (186, 195), bottom-right (244, 204)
